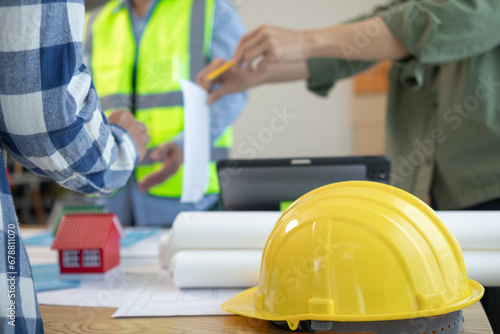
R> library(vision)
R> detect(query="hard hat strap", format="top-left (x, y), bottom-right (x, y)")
top-left (271, 310), bottom-right (463, 333)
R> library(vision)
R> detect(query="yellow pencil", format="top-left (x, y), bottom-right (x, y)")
top-left (205, 60), bottom-right (235, 81)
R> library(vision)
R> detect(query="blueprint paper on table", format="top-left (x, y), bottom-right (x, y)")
top-left (112, 270), bottom-right (242, 318)
top-left (23, 228), bottom-right (162, 248)
top-left (179, 79), bottom-right (210, 203)
top-left (35, 257), bottom-right (245, 317)
top-left (32, 264), bottom-right (80, 292)
top-left (120, 228), bottom-right (161, 247)
top-left (36, 258), bottom-right (160, 307)
top-left (120, 229), bottom-right (167, 258)
top-left (23, 231), bottom-right (54, 247)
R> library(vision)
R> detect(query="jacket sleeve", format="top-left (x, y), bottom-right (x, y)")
top-left (307, 58), bottom-right (377, 97)
top-left (379, 0), bottom-right (500, 64)
top-left (0, 0), bottom-right (138, 196)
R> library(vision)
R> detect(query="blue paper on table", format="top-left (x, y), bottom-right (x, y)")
top-left (24, 228), bottom-right (161, 248)
top-left (32, 264), bottom-right (80, 292)
top-left (23, 231), bottom-right (54, 247)
top-left (120, 228), bottom-right (161, 247)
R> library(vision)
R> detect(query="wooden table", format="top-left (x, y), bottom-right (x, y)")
top-left (40, 302), bottom-right (492, 334)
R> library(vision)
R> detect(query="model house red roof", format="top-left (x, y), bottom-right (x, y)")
top-left (51, 213), bottom-right (122, 250)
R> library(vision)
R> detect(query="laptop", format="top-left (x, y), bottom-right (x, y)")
top-left (217, 156), bottom-right (390, 211)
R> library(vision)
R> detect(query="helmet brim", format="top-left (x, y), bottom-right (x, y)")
top-left (222, 279), bottom-right (484, 322)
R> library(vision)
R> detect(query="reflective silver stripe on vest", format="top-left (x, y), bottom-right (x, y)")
top-left (101, 91), bottom-right (184, 111)
top-left (190, 0), bottom-right (207, 81)
top-left (100, 94), bottom-right (133, 111)
top-left (136, 91), bottom-right (184, 109)
top-left (139, 147), bottom-right (229, 166)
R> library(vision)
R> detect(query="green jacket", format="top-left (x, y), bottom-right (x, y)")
top-left (307, 0), bottom-right (500, 209)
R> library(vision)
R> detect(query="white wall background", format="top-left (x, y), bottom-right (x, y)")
top-left (230, 0), bottom-right (381, 159)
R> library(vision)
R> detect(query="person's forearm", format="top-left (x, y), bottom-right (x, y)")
top-left (257, 62), bottom-right (311, 85)
top-left (304, 17), bottom-right (410, 61)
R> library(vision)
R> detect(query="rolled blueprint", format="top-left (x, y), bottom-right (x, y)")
top-left (160, 211), bottom-right (281, 269)
top-left (158, 232), bottom-right (171, 269)
top-left (463, 250), bottom-right (500, 287)
top-left (170, 250), bottom-right (500, 289)
top-left (437, 211), bottom-right (500, 250)
top-left (171, 250), bottom-right (262, 288)
top-left (160, 211), bottom-right (500, 288)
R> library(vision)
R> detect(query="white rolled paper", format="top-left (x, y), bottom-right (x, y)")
top-left (463, 250), bottom-right (500, 287)
top-left (437, 211), bottom-right (500, 250)
top-left (160, 211), bottom-right (281, 269)
top-left (171, 250), bottom-right (262, 288)
top-left (169, 250), bottom-right (500, 289)
top-left (160, 211), bottom-right (500, 288)
top-left (158, 232), bottom-right (171, 270)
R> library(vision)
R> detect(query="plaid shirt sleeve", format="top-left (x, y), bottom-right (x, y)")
top-left (0, 0), bottom-right (139, 333)
top-left (0, 0), bottom-right (138, 195)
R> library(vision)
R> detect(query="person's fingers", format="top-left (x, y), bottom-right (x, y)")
top-left (107, 109), bottom-right (126, 119)
top-left (138, 121), bottom-right (148, 133)
top-left (239, 26), bottom-right (261, 44)
top-left (143, 132), bottom-right (151, 146)
top-left (138, 168), bottom-right (172, 192)
top-left (107, 109), bottom-right (132, 126)
top-left (137, 154), bottom-right (181, 192)
top-left (196, 58), bottom-right (226, 88)
top-left (242, 40), bottom-right (270, 72)
top-left (211, 76), bottom-right (225, 87)
top-left (236, 27), bottom-right (262, 56)
top-left (207, 86), bottom-right (230, 104)
top-left (197, 76), bottom-right (212, 91)
top-left (233, 44), bottom-right (245, 68)
top-left (136, 134), bottom-right (149, 162)
top-left (108, 113), bottom-right (149, 162)
top-left (234, 27), bottom-right (267, 68)
top-left (149, 144), bottom-right (173, 161)
top-left (135, 121), bottom-right (149, 146)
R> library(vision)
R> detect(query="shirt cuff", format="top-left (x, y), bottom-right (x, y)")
top-left (306, 58), bottom-right (336, 97)
top-left (109, 123), bottom-right (139, 166)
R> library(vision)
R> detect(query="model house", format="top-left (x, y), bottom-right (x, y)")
top-left (51, 213), bottom-right (123, 274)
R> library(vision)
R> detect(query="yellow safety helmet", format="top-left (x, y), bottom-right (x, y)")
top-left (222, 181), bottom-right (483, 333)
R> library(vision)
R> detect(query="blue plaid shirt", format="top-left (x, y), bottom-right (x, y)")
top-left (0, 0), bottom-right (139, 332)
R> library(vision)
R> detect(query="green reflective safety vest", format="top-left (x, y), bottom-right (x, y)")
top-left (85, 0), bottom-right (232, 198)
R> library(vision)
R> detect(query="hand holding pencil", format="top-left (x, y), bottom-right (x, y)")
top-left (204, 59), bottom-right (236, 81)
top-left (196, 58), bottom-right (263, 104)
